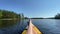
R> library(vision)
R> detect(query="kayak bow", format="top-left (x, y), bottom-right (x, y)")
top-left (22, 19), bottom-right (42, 34)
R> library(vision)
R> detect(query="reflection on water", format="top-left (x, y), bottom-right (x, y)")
top-left (0, 19), bottom-right (27, 34)
top-left (0, 20), bottom-right (21, 34)
top-left (0, 20), bottom-right (18, 28)
top-left (0, 19), bottom-right (60, 34)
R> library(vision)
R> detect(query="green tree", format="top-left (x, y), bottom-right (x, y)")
top-left (55, 13), bottom-right (60, 19)
top-left (0, 9), bottom-right (22, 20)
top-left (0, 10), bottom-right (2, 18)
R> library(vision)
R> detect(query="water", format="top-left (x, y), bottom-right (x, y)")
top-left (0, 19), bottom-right (60, 34)
top-left (31, 19), bottom-right (60, 34)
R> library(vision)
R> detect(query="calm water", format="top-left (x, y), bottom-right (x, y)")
top-left (31, 19), bottom-right (60, 34)
top-left (0, 19), bottom-right (60, 34)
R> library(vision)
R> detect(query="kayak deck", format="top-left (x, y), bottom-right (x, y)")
top-left (22, 19), bottom-right (42, 34)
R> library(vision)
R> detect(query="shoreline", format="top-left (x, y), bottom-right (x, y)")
top-left (0, 19), bottom-right (18, 20)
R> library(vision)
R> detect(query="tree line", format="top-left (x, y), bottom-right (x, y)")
top-left (0, 10), bottom-right (24, 20)
top-left (55, 13), bottom-right (60, 19)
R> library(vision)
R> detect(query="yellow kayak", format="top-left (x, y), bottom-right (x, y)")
top-left (22, 19), bottom-right (42, 34)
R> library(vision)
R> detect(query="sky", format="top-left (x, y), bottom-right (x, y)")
top-left (0, 0), bottom-right (60, 18)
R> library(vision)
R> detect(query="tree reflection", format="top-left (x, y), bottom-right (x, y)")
top-left (0, 20), bottom-right (18, 28)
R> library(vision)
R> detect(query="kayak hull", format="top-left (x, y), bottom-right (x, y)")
top-left (22, 19), bottom-right (42, 34)
top-left (22, 25), bottom-right (42, 34)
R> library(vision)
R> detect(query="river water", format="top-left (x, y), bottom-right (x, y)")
top-left (0, 19), bottom-right (60, 34)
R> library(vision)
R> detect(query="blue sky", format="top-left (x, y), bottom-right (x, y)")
top-left (0, 0), bottom-right (60, 18)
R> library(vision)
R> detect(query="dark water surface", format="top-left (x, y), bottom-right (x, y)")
top-left (0, 19), bottom-right (60, 34)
